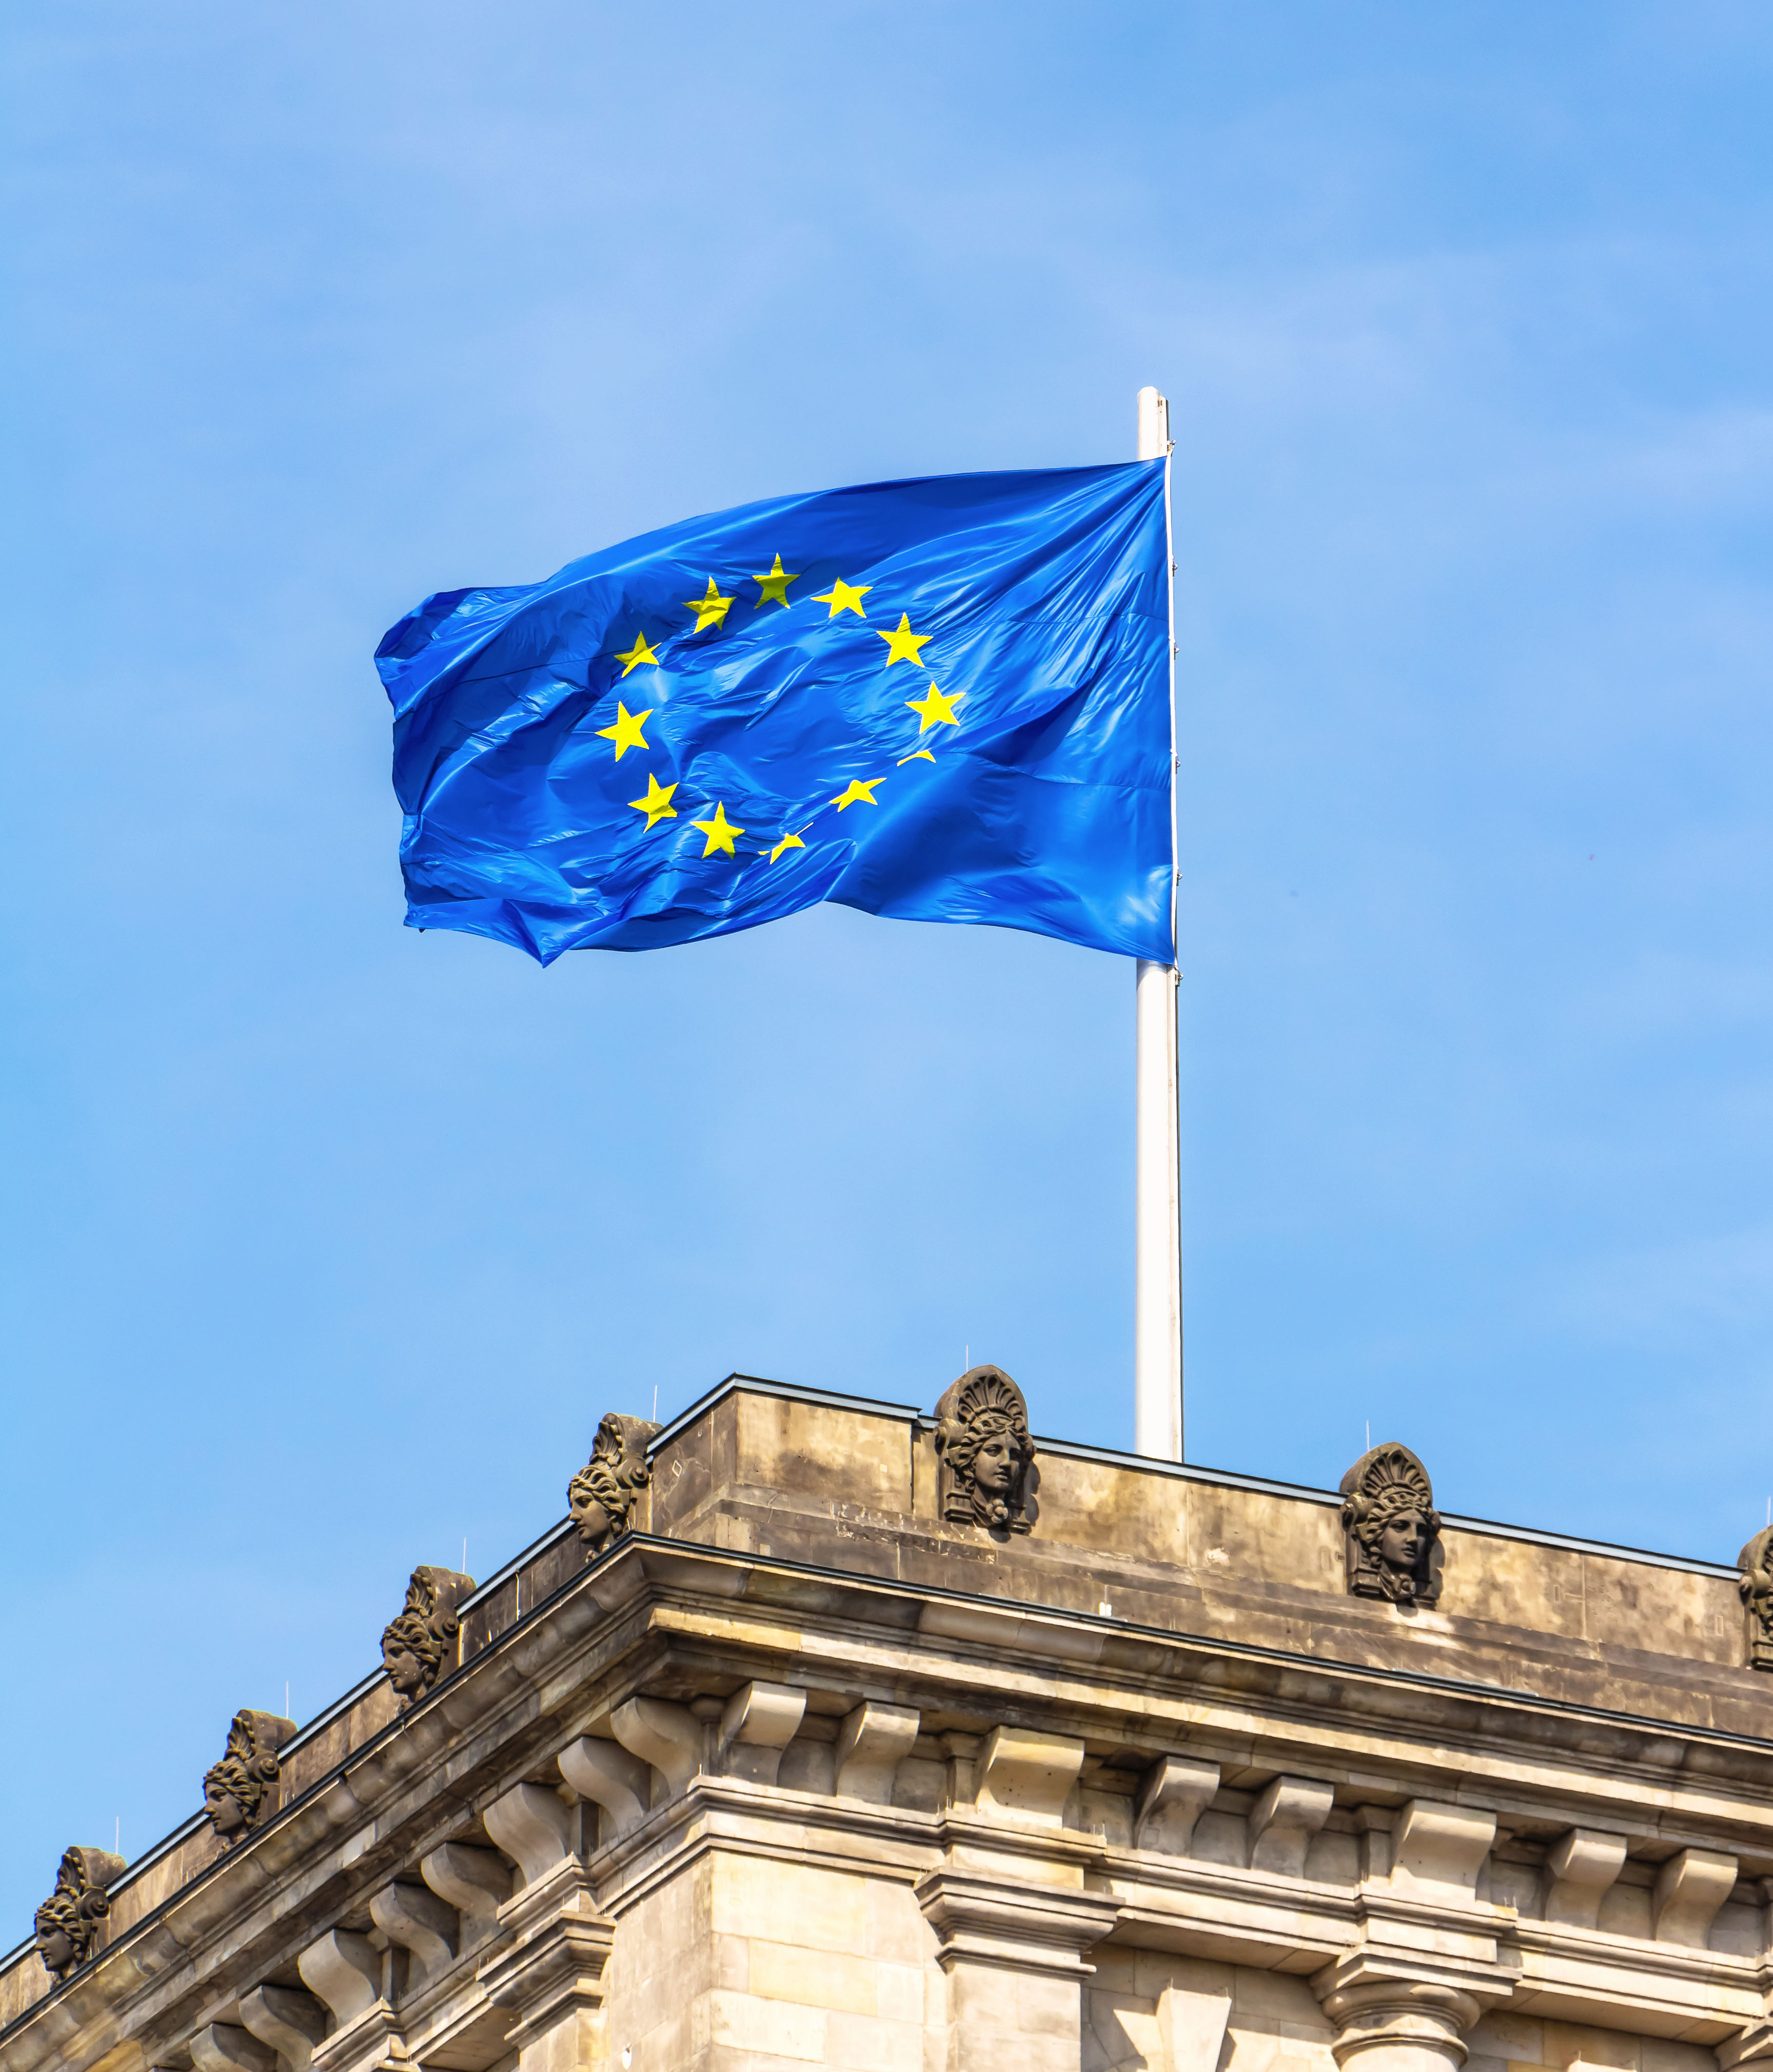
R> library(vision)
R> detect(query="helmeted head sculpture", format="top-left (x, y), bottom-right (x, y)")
top-left (1339, 1441), bottom-right (1442, 1607)
top-left (34, 1846), bottom-right (125, 1981)
top-left (568, 1412), bottom-right (661, 1558)
top-left (202, 1709), bottom-right (297, 1843)
top-left (381, 1565), bottom-right (476, 1706)
top-left (934, 1365), bottom-right (1038, 1536)
top-left (1738, 1525), bottom-right (1773, 1670)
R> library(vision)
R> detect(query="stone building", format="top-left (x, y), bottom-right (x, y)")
top-left (7, 1370), bottom-right (1773, 2072)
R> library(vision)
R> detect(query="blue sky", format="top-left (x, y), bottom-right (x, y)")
top-left (5, 1), bottom-right (1773, 1931)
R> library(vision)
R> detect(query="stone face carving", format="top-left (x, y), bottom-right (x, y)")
top-left (203, 1710), bottom-right (297, 1843)
top-left (1738, 1527), bottom-right (1773, 1669)
top-left (934, 1365), bottom-right (1037, 1535)
top-left (568, 1412), bottom-right (661, 1558)
top-left (381, 1565), bottom-right (476, 1706)
top-left (1339, 1441), bottom-right (1442, 1607)
top-left (33, 1845), bottom-right (126, 1980)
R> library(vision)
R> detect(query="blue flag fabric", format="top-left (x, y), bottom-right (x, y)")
top-left (378, 460), bottom-right (1172, 965)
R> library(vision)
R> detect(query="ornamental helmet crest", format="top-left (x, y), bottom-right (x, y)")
top-left (951, 1367), bottom-right (1030, 1440)
top-left (1339, 1441), bottom-right (1438, 1549)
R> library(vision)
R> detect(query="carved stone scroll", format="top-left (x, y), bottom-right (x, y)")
top-left (934, 1365), bottom-right (1038, 1535)
top-left (202, 1710), bottom-right (297, 1844)
top-left (568, 1412), bottom-right (661, 1558)
top-left (380, 1565), bottom-right (476, 1707)
top-left (32, 1845), bottom-right (126, 1981)
top-left (1739, 1526), bottom-right (1773, 1669)
top-left (1339, 1442), bottom-right (1442, 1607)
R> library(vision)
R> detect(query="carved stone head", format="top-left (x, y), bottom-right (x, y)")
top-left (1738, 1526), bottom-right (1773, 1670)
top-left (33, 1846), bottom-right (125, 1981)
top-left (202, 1709), bottom-right (297, 1843)
top-left (1339, 1442), bottom-right (1442, 1607)
top-left (934, 1366), bottom-right (1038, 1536)
top-left (568, 1412), bottom-right (661, 1558)
top-left (381, 1565), bottom-right (476, 1705)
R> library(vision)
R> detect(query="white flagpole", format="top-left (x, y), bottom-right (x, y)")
top-left (1133, 385), bottom-right (1182, 1462)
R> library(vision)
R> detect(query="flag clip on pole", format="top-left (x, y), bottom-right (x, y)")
top-left (1134, 385), bottom-right (1183, 1463)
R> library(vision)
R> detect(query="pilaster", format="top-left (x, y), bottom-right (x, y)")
top-left (477, 1812), bottom-right (614, 2072)
top-left (917, 1727), bottom-right (1119, 2072)
top-left (916, 1869), bottom-right (1120, 2072)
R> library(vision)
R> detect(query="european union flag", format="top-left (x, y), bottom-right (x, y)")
top-left (378, 460), bottom-right (1172, 965)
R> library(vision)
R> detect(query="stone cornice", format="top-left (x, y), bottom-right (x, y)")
top-left (10, 1533), bottom-right (1773, 2071)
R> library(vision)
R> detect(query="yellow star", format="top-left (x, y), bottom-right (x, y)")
top-left (613, 630), bottom-right (661, 676)
top-left (905, 681), bottom-right (962, 733)
top-left (897, 748), bottom-right (936, 765)
top-left (691, 801), bottom-right (744, 857)
top-left (876, 613), bottom-right (931, 668)
top-left (683, 578), bottom-right (735, 633)
top-left (811, 577), bottom-right (872, 619)
top-left (831, 777), bottom-right (883, 811)
top-left (753, 555), bottom-right (800, 608)
top-left (770, 832), bottom-right (807, 863)
top-left (627, 773), bottom-right (679, 830)
top-left (595, 701), bottom-right (653, 759)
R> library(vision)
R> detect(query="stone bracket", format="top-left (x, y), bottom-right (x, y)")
top-left (611, 1694), bottom-right (702, 1791)
top-left (239, 1983), bottom-right (328, 2072)
top-left (1390, 1802), bottom-right (1496, 1902)
top-left (1544, 1829), bottom-right (1628, 1929)
top-left (192, 2025), bottom-right (278, 2072)
top-left (834, 1701), bottom-right (921, 1804)
top-left (483, 1782), bottom-right (577, 1891)
top-left (972, 1727), bottom-right (1086, 1829)
top-left (419, 1842), bottom-right (509, 1942)
top-left (718, 1681), bottom-right (807, 1786)
top-left (1250, 1775), bottom-right (1335, 1877)
top-left (1652, 1848), bottom-right (1738, 1948)
top-left (1134, 1754), bottom-right (1222, 1853)
top-left (560, 1734), bottom-right (654, 1844)
top-left (368, 1881), bottom-right (458, 1991)
top-left (297, 1930), bottom-right (382, 2032)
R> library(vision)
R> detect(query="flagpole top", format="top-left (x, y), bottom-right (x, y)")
top-left (1136, 387), bottom-right (1170, 462)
